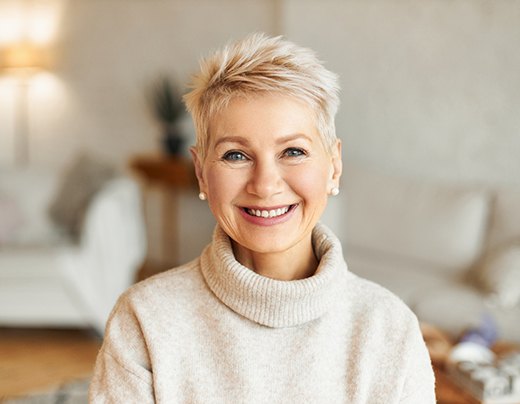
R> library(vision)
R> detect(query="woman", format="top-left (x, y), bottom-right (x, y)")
top-left (89, 34), bottom-right (435, 403)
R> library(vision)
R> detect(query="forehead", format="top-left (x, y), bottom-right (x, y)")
top-left (207, 95), bottom-right (319, 146)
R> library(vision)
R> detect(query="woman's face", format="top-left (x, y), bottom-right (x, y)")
top-left (192, 95), bottom-right (342, 259)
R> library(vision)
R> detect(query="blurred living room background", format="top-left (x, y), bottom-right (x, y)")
top-left (1, 0), bottom-right (519, 402)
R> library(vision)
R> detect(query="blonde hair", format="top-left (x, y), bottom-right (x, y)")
top-left (184, 33), bottom-right (340, 160)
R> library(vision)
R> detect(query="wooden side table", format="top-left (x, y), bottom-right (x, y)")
top-left (422, 323), bottom-right (520, 403)
top-left (130, 154), bottom-right (198, 280)
top-left (434, 367), bottom-right (480, 404)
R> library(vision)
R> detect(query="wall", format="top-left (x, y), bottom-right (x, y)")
top-left (1, 0), bottom-right (519, 262)
top-left (1, 0), bottom-right (279, 168)
top-left (284, 0), bottom-right (520, 186)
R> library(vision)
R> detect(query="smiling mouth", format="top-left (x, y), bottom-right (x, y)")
top-left (243, 204), bottom-right (297, 218)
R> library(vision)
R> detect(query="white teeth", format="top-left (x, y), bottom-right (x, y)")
top-left (247, 206), bottom-right (290, 218)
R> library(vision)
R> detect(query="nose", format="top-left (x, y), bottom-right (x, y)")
top-left (246, 158), bottom-right (284, 199)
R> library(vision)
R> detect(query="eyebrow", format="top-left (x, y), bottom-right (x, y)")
top-left (214, 136), bottom-right (249, 148)
top-left (214, 133), bottom-right (314, 148)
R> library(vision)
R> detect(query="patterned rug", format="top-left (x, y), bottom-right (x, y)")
top-left (3, 379), bottom-right (89, 404)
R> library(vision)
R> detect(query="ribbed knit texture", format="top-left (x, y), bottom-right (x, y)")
top-left (89, 224), bottom-right (436, 403)
top-left (201, 224), bottom-right (343, 328)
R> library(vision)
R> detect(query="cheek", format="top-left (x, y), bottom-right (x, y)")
top-left (205, 167), bottom-right (243, 205)
top-left (288, 165), bottom-right (329, 198)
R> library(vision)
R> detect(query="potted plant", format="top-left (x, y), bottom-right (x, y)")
top-left (148, 76), bottom-right (186, 155)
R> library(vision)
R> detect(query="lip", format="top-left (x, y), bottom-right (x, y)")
top-left (244, 204), bottom-right (292, 211)
top-left (238, 204), bottom-right (298, 226)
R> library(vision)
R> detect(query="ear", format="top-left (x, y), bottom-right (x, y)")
top-left (330, 139), bottom-right (343, 187)
top-left (190, 146), bottom-right (207, 193)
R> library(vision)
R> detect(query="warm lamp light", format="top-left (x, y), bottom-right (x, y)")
top-left (0, 43), bottom-right (49, 165)
top-left (0, 43), bottom-right (48, 71)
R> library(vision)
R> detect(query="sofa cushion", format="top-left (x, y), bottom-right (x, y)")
top-left (473, 244), bottom-right (520, 308)
top-left (0, 194), bottom-right (22, 245)
top-left (412, 284), bottom-right (489, 339)
top-left (0, 168), bottom-right (63, 246)
top-left (345, 245), bottom-right (453, 305)
top-left (48, 153), bottom-right (116, 242)
top-left (0, 244), bottom-right (73, 278)
top-left (413, 283), bottom-right (520, 343)
top-left (343, 163), bottom-right (491, 274)
top-left (0, 244), bottom-right (86, 326)
top-left (485, 187), bottom-right (520, 251)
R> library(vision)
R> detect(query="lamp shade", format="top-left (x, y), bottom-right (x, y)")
top-left (0, 43), bottom-right (48, 71)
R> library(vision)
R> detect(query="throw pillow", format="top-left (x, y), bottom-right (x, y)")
top-left (0, 168), bottom-right (65, 247)
top-left (48, 153), bottom-right (117, 242)
top-left (0, 194), bottom-right (22, 245)
top-left (475, 243), bottom-right (520, 308)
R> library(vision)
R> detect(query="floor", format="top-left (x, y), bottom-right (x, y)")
top-left (0, 327), bottom-right (102, 400)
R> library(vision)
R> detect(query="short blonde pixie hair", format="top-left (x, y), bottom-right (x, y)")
top-left (184, 33), bottom-right (340, 160)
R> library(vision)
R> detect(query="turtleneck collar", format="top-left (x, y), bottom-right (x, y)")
top-left (200, 223), bottom-right (347, 328)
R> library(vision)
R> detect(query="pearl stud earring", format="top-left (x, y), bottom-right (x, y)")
top-left (198, 192), bottom-right (207, 201)
top-left (330, 187), bottom-right (340, 196)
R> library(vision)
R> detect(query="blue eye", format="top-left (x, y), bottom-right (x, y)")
top-left (284, 148), bottom-right (306, 157)
top-left (222, 151), bottom-right (247, 161)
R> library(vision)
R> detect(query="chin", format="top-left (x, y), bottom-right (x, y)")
top-left (237, 231), bottom-right (305, 255)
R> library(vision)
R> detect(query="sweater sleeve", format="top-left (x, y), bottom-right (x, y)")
top-left (89, 292), bottom-right (154, 403)
top-left (399, 318), bottom-right (436, 403)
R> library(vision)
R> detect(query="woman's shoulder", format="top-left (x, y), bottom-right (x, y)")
top-left (101, 257), bottom-right (211, 347)
top-left (118, 257), bottom-right (205, 308)
top-left (342, 270), bottom-right (417, 322)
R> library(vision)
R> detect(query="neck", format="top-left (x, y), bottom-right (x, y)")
top-left (231, 235), bottom-right (318, 281)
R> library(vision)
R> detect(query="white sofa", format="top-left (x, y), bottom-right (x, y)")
top-left (341, 163), bottom-right (520, 343)
top-left (0, 167), bottom-right (146, 334)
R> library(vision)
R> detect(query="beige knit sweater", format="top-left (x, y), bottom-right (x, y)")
top-left (89, 224), bottom-right (435, 403)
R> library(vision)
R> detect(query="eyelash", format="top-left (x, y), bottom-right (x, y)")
top-left (222, 150), bottom-right (247, 161)
top-left (283, 147), bottom-right (306, 158)
top-left (220, 147), bottom-right (307, 162)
